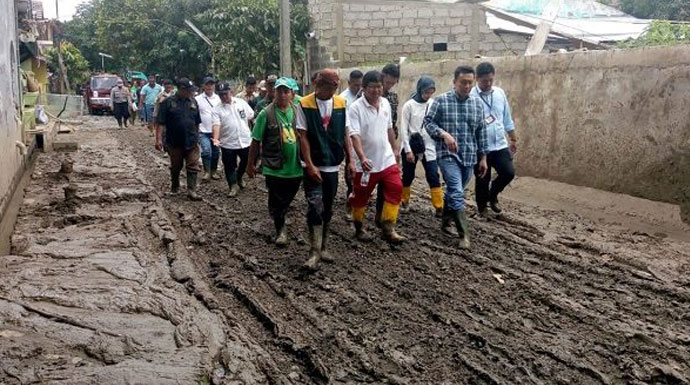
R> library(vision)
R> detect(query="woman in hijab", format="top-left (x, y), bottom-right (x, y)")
top-left (399, 75), bottom-right (443, 216)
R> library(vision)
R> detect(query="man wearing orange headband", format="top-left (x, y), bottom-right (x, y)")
top-left (296, 69), bottom-right (355, 270)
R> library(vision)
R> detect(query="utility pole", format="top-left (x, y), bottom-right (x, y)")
top-left (279, 0), bottom-right (291, 77)
top-left (184, 19), bottom-right (215, 74)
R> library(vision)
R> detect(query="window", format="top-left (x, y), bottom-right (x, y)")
top-left (433, 43), bottom-right (448, 52)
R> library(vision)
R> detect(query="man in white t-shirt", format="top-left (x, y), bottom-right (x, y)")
top-left (296, 69), bottom-right (355, 270)
top-left (348, 70), bottom-right (404, 244)
top-left (211, 82), bottom-right (255, 197)
top-left (195, 77), bottom-right (222, 180)
top-left (339, 69), bottom-right (363, 108)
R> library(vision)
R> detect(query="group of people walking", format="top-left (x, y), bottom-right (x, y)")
top-left (151, 61), bottom-right (517, 271)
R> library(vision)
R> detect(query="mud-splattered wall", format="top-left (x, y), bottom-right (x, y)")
top-left (0, 1), bottom-right (24, 220)
top-left (338, 45), bottom-right (690, 223)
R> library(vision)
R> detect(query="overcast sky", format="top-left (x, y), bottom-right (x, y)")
top-left (41, 0), bottom-right (89, 21)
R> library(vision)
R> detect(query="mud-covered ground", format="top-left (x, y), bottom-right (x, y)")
top-left (112, 113), bottom-right (690, 385)
top-left (4, 115), bottom-right (688, 385)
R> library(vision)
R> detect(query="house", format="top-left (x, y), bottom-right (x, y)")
top-left (306, 0), bottom-right (649, 70)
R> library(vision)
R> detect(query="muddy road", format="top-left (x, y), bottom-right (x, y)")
top-left (114, 113), bottom-right (690, 385)
top-left (16, 115), bottom-right (690, 385)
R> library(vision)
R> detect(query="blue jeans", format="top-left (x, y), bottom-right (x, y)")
top-left (438, 157), bottom-right (474, 211)
top-left (143, 104), bottom-right (156, 124)
top-left (199, 133), bottom-right (220, 170)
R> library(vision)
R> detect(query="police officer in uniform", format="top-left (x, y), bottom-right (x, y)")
top-left (155, 78), bottom-right (203, 201)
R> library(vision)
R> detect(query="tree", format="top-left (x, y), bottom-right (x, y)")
top-left (618, 20), bottom-right (690, 48)
top-left (45, 41), bottom-right (90, 86)
top-left (60, 0), bottom-right (309, 82)
top-left (616, 0), bottom-right (690, 21)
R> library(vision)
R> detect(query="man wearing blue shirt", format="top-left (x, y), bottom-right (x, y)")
top-left (425, 65), bottom-right (488, 249)
top-left (139, 75), bottom-right (164, 135)
top-left (470, 62), bottom-right (517, 217)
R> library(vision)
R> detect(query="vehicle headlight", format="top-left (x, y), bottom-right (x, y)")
top-left (93, 91), bottom-right (98, 97)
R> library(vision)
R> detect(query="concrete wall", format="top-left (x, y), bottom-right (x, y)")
top-left (308, 0), bottom-right (532, 71)
top-left (338, 45), bottom-right (690, 222)
top-left (0, 0), bottom-right (25, 220)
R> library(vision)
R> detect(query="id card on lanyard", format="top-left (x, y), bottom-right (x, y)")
top-left (478, 87), bottom-right (496, 125)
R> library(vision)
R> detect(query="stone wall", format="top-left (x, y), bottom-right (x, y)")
top-left (0, 1), bottom-right (25, 220)
top-left (338, 45), bottom-right (690, 223)
top-left (307, 0), bottom-right (531, 71)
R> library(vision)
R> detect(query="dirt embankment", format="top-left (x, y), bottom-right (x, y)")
top-left (117, 116), bottom-right (690, 385)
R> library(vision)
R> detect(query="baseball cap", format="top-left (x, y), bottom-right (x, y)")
top-left (177, 78), bottom-right (195, 90)
top-left (266, 75), bottom-right (278, 84)
top-left (203, 76), bottom-right (216, 85)
top-left (287, 78), bottom-right (299, 91)
top-left (216, 81), bottom-right (232, 94)
top-left (274, 77), bottom-right (292, 90)
top-left (258, 80), bottom-right (267, 91)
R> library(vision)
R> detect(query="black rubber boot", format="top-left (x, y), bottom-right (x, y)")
top-left (321, 222), bottom-right (334, 263)
top-left (441, 206), bottom-right (458, 236)
top-left (453, 210), bottom-right (471, 249)
top-left (171, 170), bottom-right (181, 194)
top-left (186, 172), bottom-right (202, 201)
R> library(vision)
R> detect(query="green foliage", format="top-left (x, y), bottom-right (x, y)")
top-left (618, 20), bottom-right (690, 48)
top-left (617, 0), bottom-right (690, 21)
top-left (45, 41), bottom-right (90, 85)
top-left (60, 0), bottom-right (308, 82)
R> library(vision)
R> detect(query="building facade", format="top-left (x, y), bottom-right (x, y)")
top-left (307, 0), bottom-right (533, 70)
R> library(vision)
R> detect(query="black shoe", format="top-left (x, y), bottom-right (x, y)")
top-left (489, 198), bottom-right (502, 213)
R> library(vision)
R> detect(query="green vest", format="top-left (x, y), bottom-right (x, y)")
top-left (299, 93), bottom-right (347, 168)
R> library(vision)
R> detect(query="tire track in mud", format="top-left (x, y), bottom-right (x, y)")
top-left (120, 127), bottom-right (690, 385)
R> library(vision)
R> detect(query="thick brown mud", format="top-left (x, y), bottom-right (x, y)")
top-left (3, 115), bottom-right (688, 385)
top-left (115, 115), bottom-right (690, 385)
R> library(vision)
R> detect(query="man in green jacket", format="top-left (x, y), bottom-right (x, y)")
top-left (247, 78), bottom-right (303, 246)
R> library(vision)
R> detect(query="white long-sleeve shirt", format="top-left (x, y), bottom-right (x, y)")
top-left (400, 98), bottom-right (436, 161)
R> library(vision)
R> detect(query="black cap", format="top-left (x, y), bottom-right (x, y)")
top-left (177, 78), bottom-right (194, 90)
top-left (202, 76), bottom-right (216, 85)
top-left (216, 81), bottom-right (232, 94)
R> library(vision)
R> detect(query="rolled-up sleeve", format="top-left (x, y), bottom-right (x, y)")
top-left (424, 98), bottom-right (443, 139)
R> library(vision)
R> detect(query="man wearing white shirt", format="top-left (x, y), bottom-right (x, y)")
top-left (348, 70), bottom-right (404, 244)
top-left (339, 69), bottom-right (363, 108)
top-left (196, 77), bottom-right (222, 181)
top-left (211, 82), bottom-right (255, 197)
top-left (296, 69), bottom-right (355, 270)
top-left (470, 62), bottom-right (517, 216)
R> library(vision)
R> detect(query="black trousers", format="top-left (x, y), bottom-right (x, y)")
top-left (265, 175), bottom-right (302, 231)
top-left (304, 171), bottom-right (339, 227)
top-left (113, 102), bottom-right (130, 126)
top-left (474, 148), bottom-right (515, 210)
top-left (221, 147), bottom-right (249, 186)
top-left (401, 150), bottom-right (441, 188)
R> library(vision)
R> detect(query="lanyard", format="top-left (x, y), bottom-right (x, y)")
top-left (477, 86), bottom-right (493, 112)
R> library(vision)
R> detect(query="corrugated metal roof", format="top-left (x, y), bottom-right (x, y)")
top-left (482, 0), bottom-right (651, 43)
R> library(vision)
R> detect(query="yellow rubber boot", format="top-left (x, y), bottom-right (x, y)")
top-left (401, 187), bottom-right (411, 212)
top-left (381, 202), bottom-right (405, 243)
top-left (430, 187), bottom-right (444, 217)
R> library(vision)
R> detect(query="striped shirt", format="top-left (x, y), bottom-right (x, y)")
top-left (424, 90), bottom-right (488, 166)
